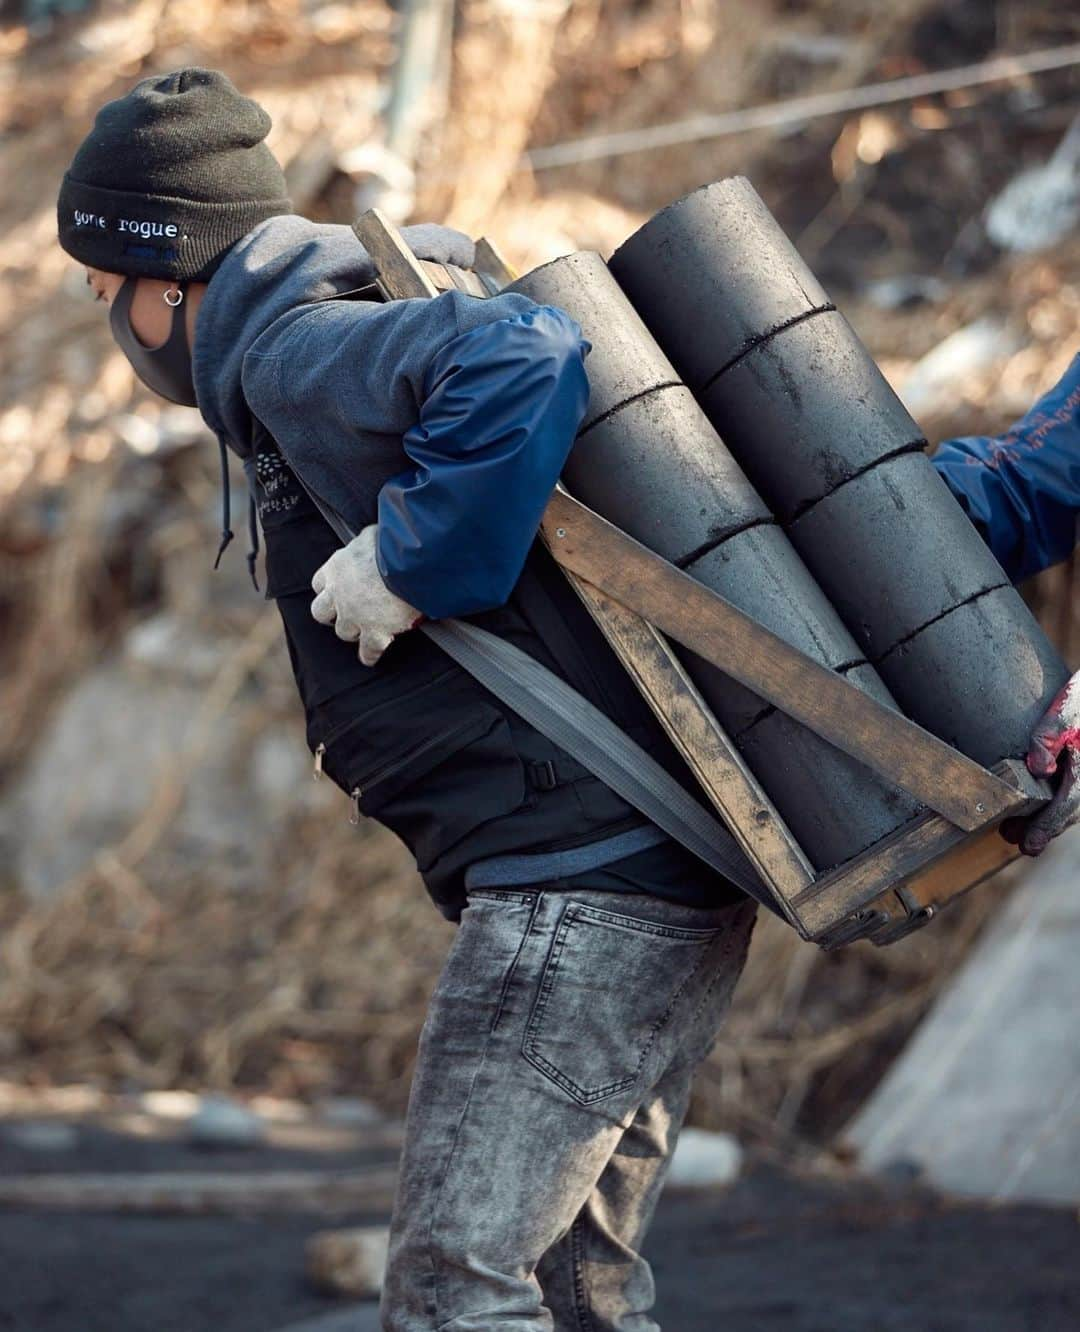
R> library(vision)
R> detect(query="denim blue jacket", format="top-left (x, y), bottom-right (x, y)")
top-left (931, 353), bottom-right (1080, 583)
top-left (193, 214), bottom-right (589, 617)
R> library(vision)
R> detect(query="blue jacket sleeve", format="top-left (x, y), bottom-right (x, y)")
top-left (375, 305), bottom-right (591, 618)
top-left (931, 353), bottom-right (1080, 583)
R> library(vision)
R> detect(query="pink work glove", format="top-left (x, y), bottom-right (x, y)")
top-left (1000, 672), bottom-right (1080, 856)
top-left (310, 524), bottom-right (425, 668)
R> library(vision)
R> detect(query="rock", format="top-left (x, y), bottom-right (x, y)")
top-left (878, 1157), bottom-right (925, 1186)
top-left (7, 606), bottom-right (313, 899)
top-left (139, 1089), bottom-right (202, 1120)
top-left (156, 406), bottom-right (213, 455)
top-left (305, 1225), bottom-right (390, 1298)
top-left (4, 1121), bottom-right (79, 1152)
top-left (985, 114), bottom-right (1080, 254)
top-left (253, 730), bottom-right (333, 813)
top-left (340, 142), bottom-right (416, 223)
top-left (666, 1128), bottom-right (743, 1190)
top-left (283, 137), bottom-right (341, 213)
top-left (864, 275), bottom-right (948, 311)
top-left (125, 612), bottom-right (229, 683)
top-left (316, 1097), bottom-right (386, 1129)
top-left (845, 834), bottom-right (1080, 1207)
top-left (187, 1095), bottom-right (266, 1150)
top-left (248, 1095), bottom-right (309, 1124)
top-left (9, 658), bottom-right (260, 898)
top-left (986, 164), bottom-right (1080, 254)
top-left (897, 318), bottom-right (1024, 418)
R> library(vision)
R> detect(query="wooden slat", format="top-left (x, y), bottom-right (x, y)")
top-left (796, 759), bottom-right (1047, 937)
top-left (895, 825), bottom-right (1025, 913)
top-left (817, 818), bottom-right (1029, 945)
top-left (796, 810), bottom-right (971, 936)
top-left (419, 259), bottom-right (492, 297)
top-left (352, 208), bottom-right (440, 299)
top-left (540, 488), bottom-right (1023, 831)
top-left (829, 830), bottom-right (1021, 947)
top-left (566, 575), bottom-right (815, 920)
top-left (474, 236), bottom-right (517, 288)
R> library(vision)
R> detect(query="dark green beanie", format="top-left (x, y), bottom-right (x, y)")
top-left (57, 67), bottom-right (292, 282)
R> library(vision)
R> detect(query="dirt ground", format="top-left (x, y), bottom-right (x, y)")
top-left (0, 1123), bottom-right (1077, 1332)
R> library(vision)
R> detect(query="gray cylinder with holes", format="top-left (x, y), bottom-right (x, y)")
top-left (609, 178), bottom-right (1069, 762)
top-left (509, 252), bottom-right (920, 870)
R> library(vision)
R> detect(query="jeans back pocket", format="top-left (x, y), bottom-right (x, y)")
top-left (522, 901), bottom-right (722, 1105)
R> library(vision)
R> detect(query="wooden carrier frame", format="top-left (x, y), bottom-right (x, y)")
top-left (352, 209), bottom-right (1050, 950)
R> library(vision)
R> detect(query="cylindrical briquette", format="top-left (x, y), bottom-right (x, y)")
top-left (565, 386), bottom-right (770, 565)
top-left (512, 251), bottom-right (678, 430)
top-left (696, 309), bottom-right (927, 521)
top-left (875, 586), bottom-right (1070, 767)
top-left (509, 252), bottom-right (920, 870)
top-left (735, 682), bottom-right (919, 872)
top-left (680, 524), bottom-right (880, 736)
top-left (786, 450), bottom-right (1012, 660)
top-left (608, 176), bottom-right (832, 391)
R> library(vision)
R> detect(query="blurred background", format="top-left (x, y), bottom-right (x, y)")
top-left (0, 2), bottom-right (1078, 1328)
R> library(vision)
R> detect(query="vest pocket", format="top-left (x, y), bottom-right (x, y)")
top-left (318, 698), bottom-right (527, 873)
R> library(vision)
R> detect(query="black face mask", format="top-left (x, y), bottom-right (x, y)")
top-left (109, 275), bottom-right (198, 407)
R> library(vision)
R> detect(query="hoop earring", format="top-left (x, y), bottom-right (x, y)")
top-left (163, 286), bottom-right (184, 307)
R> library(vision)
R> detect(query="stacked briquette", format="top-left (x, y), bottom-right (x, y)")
top-left (509, 253), bottom-right (920, 872)
top-left (608, 177), bottom-right (1068, 768)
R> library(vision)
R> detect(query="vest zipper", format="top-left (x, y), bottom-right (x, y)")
top-left (313, 742), bottom-right (325, 780)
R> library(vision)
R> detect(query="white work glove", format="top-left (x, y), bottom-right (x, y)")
top-left (310, 525), bottom-right (423, 667)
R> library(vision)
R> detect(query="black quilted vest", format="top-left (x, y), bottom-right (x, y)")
top-left (252, 428), bottom-right (711, 919)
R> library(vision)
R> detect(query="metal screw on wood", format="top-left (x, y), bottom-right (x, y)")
top-left (556, 527), bottom-right (566, 538)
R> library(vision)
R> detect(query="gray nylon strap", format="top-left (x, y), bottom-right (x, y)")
top-left (289, 468), bottom-right (780, 915)
top-left (421, 619), bottom-right (778, 913)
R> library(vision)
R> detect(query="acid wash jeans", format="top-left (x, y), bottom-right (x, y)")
top-left (380, 884), bottom-right (757, 1332)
